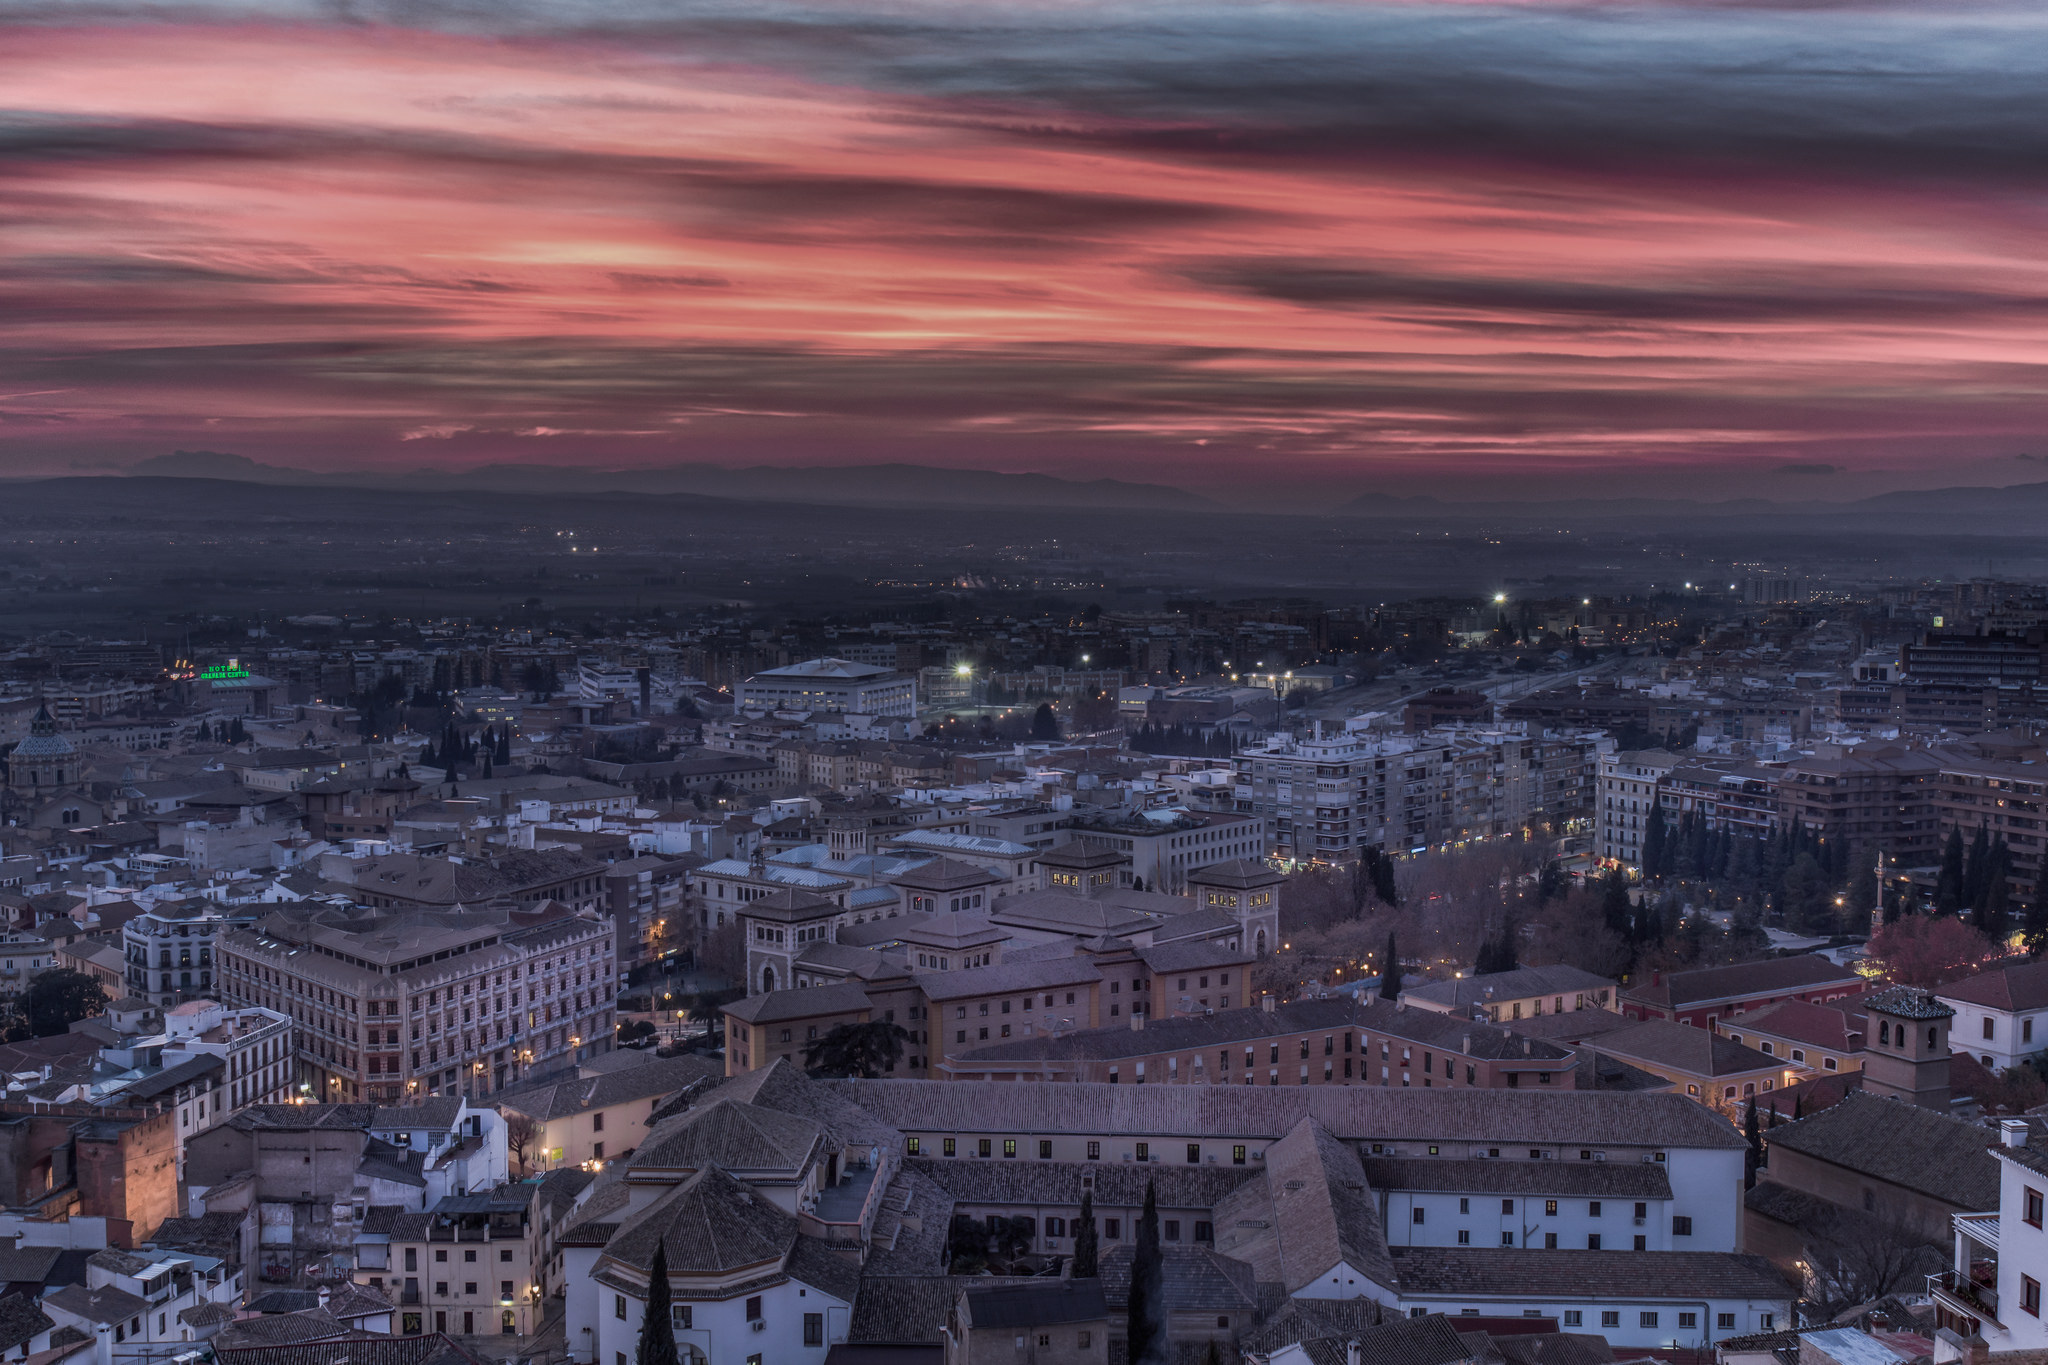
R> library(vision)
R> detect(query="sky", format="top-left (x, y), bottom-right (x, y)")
top-left (8, 0), bottom-right (2048, 503)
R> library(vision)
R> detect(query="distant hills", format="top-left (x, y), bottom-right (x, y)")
top-left (1340, 479), bottom-right (2048, 524)
top-left (115, 451), bottom-right (1212, 512)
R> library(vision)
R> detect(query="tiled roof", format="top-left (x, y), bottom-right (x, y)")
top-left (600, 1164), bottom-right (797, 1275)
top-left (1764, 1091), bottom-right (1998, 1208)
top-left (1185, 859), bottom-right (1283, 890)
top-left (1402, 966), bottom-right (1617, 1014)
top-left (1236, 1297), bottom-right (1389, 1356)
top-left (906, 1157), bottom-right (1256, 1211)
top-left (1096, 1245), bottom-right (1258, 1314)
top-left (0, 1294), bottom-right (52, 1353)
top-left (1940, 959), bottom-right (2048, 1013)
top-left (1593, 1020), bottom-right (1783, 1078)
top-left (846, 1275), bottom-right (1041, 1345)
top-left (632, 1098), bottom-right (824, 1176)
top-left (492, 1054), bottom-right (721, 1122)
top-left (1361, 1157), bottom-right (1671, 1200)
top-left (1621, 954), bottom-right (1860, 1010)
top-left (914, 956), bottom-right (1102, 1003)
top-left (960, 1282), bottom-right (1107, 1330)
top-left (1387, 1247), bottom-right (1792, 1299)
top-left (213, 1334), bottom-right (483, 1365)
top-left (1731, 999), bottom-right (1865, 1052)
top-left (1861, 985), bottom-right (1955, 1021)
top-left (824, 1077), bottom-right (1747, 1151)
top-left (723, 983), bottom-right (875, 1024)
top-left (1211, 1116), bottom-right (1394, 1295)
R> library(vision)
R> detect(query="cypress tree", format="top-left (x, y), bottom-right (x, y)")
top-left (1965, 824), bottom-right (1993, 912)
top-left (1072, 1190), bottom-right (1098, 1278)
top-left (635, 1240), bottom-right (680, 1365)
top-left (1642, 798), bottom-right (1668, 879)
top-left (1379, 932), bottom-right (1400, 999)
top-left (1373, 853), bottom-right (1399, 907)
top-left (496, 727), bottom-right (512, 764)
top-left (1127, 1182), bottom-right (1164, 1365)
top-left (1742, 1098), bottom-right (1760, 1190)
top-left (1937, 828), bottom-right (1966, 913)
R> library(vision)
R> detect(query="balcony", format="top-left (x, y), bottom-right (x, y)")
top-left (1930, 1268), bottom-right (1998, 1325)
top-left (1957, 1211), bottom-right (2002, 1250)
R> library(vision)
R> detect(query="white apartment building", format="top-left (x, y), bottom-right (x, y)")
top-left (735, 658), bottom-right (917, 717)
top-left (1596, 747), bottom-right (1682, 869)
top-left (1235, 727), bottom-right (1599, 864)
top-left (123, 899), bottom-right (231, 1007)
top-left (1941, 1119), bottom-right (2048, 1349)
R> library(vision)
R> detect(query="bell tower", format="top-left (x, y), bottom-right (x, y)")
top-left (1859, 983), bottom-right (1954, 1111)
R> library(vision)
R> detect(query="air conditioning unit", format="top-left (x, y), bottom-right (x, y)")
top-left (1123, 1153), bottom-right (1134, 1162)
top-left (1633, 1217), bottom-right (1646, 1226)
top-left (1592, 1152), bottom-right (1606, 1162)
top-left (1252, 1151), bottom-right (1265, 1162)
top-left (750, 1320), bottom-right (766, 1333)
top-left (1205, 1155), bottom-right (1217, 1164)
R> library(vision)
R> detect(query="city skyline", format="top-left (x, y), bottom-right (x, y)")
top-left (9, 0), bottom-right (2048, 502)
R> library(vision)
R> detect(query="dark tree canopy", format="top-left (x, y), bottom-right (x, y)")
top-left (634, 1241), bottom-right (680, 1365)
top-left (1127, 1181), bottom-right (1165, 1365)
top-left (21, 969), bottom-right (107, 1039)
top-left (803, 1019), bottom-right (909, 1078)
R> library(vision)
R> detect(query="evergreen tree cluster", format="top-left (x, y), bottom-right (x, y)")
top-left (1936, 825), bottom-right (2017, 937)
top-left (200, 717), bottom-right (248, 744)
top-left (1473, 923), bottom-right (1519, 976)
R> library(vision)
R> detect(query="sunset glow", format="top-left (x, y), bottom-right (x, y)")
top-left (9, 1), bottom-right (2048, 498)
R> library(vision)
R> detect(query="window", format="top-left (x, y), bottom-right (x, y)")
top-left (2030, 1019), bottom-right (2037, 1044)
top-left (1164, 1220), bottom-right (1180, 1241)
top-left (1544, 1233), bottom-right (1557, 1249)
top-left (465, 1250), bottom-right (477, 1263)
top-left (1987, 1017), bottom-right (1997, 1040)
top-left (1587, 1234), bottom-right (1601, 1250)
top-left (1678, 1312), bottom-right (1697, 1329)
top-left (745, 1296), bottom-right (762, 1321)
top-left (465, 1284), bottom-right (477, 1296)
top-left (1588, 1201), bottom-right (1602, 1217)
top-left (1040, 1140), bottom-right (1053, 1159)
top-left (1187, 1143), bottom-right (1201, 1164)
top-left (1135, 1142), bottom-right (1150, 1161)
top-left (1079, 1332), bottom-right (1092, 1348)
top-left (1233, 1145), bottom-right (1246, 1165)
top-left (943, 1138), bottom-right (956, 1157)
top-left (1087, 1141), bottom-right (1101, 1161)
top-left (2028, 1275), bottom-right (2044, 1317)
top-left (1545, 1199), bottom-right (1557, 1216)
top-left (804, 1313), bottom-right (824, 1345)
top-left (501, 1249), bottom-right (513, 1263)
top-left (979, 1139), bottom-right (992, 1158)
top-left (1501, 1200), bottom-right (1514, 1214)
top-left (1562, 1311), bottom-right (1581, 1327)
top-left (1640, 1312), bottom-right (1658, 1329)
top-left (591, 1111), bottom-right (604, 1133)
top-left (1601, 1312), bottom-right (1620, 1329)
top-left (1003, 1139), bottom-right (1017, 1158)
top-left (1047, 1218), bottom-right (1066, 1237)
top-left (1456, 1230), bottom-right (1469, 1245)
top-left (907, 1137), bottom-right (920, 1156)
top-left (671, 1306), bottom-right (691, 1330)
top-left (1633, 1235), bottom-right (1646, 1251)
top-left (1194, 1222), bottom-right (1212, 1242)
top-left (1501, 1232), bottom-right (1514, 1246)
top-left (614, 1296), bottom-right (626, 1320)
top-left (1717, 1314), bottom-right (1735, 1330)
top-left (1105, 1219), bottom-right (1121, 1239)
top-left (1673, 1215), bottom-right (1692, 1236)
top-left (2027, 1188), bottom-right (2044, 1229)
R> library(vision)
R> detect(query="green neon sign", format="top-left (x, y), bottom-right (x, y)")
top-left (198, 665), bottom-right (251, 681)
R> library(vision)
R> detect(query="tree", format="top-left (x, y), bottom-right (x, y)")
top-left (634, 1240), bottom-right (680, 1365)
top-left (1866, 914), bottom-right (1998, 988)
top-left (1797, 1203), bottom-right (1943, 1319)
top-left (1372, 852), bottom-right (1400, 908)
top-left (1780, 854), bottom-right (1833, 935)
top-left (20, 969), bottom-right (106, 1039)
top-left (1641, 799), bottom-right (1668, 880)
top-left (1936, 828), bottom-right (1966, 913)
top-left (1072, 1190), bottom-right (1099, 1278)
top-left (1029, 702), bottom-right (1062, 742)
top-left (1474, 924), bottom-right (1518, 976)
top-left (2025, 898), bottom-right (2048, 958)
top-left (1742, 1098), bottom-right (1760, 1191)
top-left (1127, 1181), bottom-right (1165, 1365)
top-left (803, 1019), bottom-right (910, 1078)
top-left (1379, 932), bottom-right (1400, 999)
top-left (505, 1112), bottom-right (544, 1175)
top-left (1965, 824), bottom-right (1993, 913)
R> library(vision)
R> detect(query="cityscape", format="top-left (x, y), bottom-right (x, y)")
top-left (9, 1), bottom-right (2048, 1364)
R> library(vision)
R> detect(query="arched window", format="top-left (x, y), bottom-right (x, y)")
top-left (1878, 1021), bottom-right (1891, 1045)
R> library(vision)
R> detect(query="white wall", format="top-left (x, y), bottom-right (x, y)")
top-left (1939, 998), bottom-right (2046, 1073)
top-left (1383, 1191), bottom-right (1675, 1252)
top-left (1396, 1295), bottom-right (1786, 1352)
top-left (594, 1275), bottom-right (850, 1365)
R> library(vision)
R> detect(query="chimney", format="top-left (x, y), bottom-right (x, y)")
top-left (1936, 1327), bottom-right (1989, 1365)
top-left (2004, 1118), bottom-right (2030, 1149)
top-left (1260, 995), bottom-right (1277, 1014)
top-left (1650, 969), bottom-right (1663, 986)
top-left (1461, 1035), bottom-right (1472, 1055)
top-left (317, 1286), bottom-right (331, 1310)
top-left (1346, 1341), bottom-right (1363, 1365)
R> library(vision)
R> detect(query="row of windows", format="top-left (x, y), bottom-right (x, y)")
top-left (906, 1136), bottom-right (1255, 1164)
top-left (1432, 1309), bottom-right (1759, 1332)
